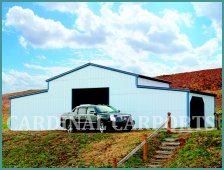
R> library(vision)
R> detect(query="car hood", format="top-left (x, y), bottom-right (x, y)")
top-left (99, 112), bottom-right (131, 116)
top-left (61, 112), bottom-right (70, 116)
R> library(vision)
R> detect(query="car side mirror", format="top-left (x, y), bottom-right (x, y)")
top-left (117, 110), bottom-right (120, 113)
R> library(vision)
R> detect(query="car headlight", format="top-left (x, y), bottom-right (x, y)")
top-left (130, 116), bottom-right (134, 120)
top-left (110, 115), bottom-right (116, 121)
top-left (97, 115), bottom-right (102, 120)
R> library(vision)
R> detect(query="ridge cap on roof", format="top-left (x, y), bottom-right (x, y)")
top-left (45, 62), bottom-right (171, 84)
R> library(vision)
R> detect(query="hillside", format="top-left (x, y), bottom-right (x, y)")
top-left (2, 130), bottom-right (221, 168)
top-left (156, 68), bottom-right (222, 112)
top-left (2, 130), bottom-right (153, 168)
top-left (165, 130), bottom-right (222, 168)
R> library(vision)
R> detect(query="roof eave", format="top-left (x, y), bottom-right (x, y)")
top-left (138, 75), bottom-right (172, 84)
top-left (189, 90), bottom-right (217, 97)
top-left (9, 90), bottom-right (48, 99)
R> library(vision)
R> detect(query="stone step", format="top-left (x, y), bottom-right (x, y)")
top-left (160, 146), bottom-right (177, 150)
top-left (170, 130), bottom-right (196, 133)
top-left (154, 155), bottom-right (172, 159)
top-left (150, 159), bottom-right (164, 163)
top-left (151, 161), bottom-right (162, 165)
top-left (165, 138), bottom-right (179, 142)
top-left (162, 142), bottom-right (180, 146)
top-left (148, 164), bottom-right (162, 168)
top-left (156, 150), bottom-right (173, 155)
top-left (154, 160), bottom-right (164, 164)
top-left (171, 128), bottom-right (217, 133)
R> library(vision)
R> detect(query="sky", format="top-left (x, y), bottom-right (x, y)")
top-left (2, 2), bottom-right (222, 93)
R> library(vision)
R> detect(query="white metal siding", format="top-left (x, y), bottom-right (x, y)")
top-left (189, 93), bottom-right (215, 128)
top-left (110, 88), bottom-right (187, 129)
top-left (11, 92), bottom-right (62, 131)
top-left (138, 77), bottom-right (169, 87)
top-left (11, 66), bottom-right (135, 130)
top-left (11, 65), bottom-right (188, 130)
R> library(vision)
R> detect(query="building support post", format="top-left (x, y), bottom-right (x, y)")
top-left (167, 112), bottom-right (171, 134)
top-left (142, 134), bottom-right (148, 161)
top-left (215, 113), bottom-right (220, 130)
top-left (112, 158), bottom-right (117, 168)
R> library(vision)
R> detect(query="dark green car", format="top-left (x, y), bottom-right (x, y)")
top-left (60, 104), bottom-right (135, 133)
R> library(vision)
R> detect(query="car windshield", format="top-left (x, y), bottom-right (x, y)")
top-left (96, 105), bottom-right (118, 113)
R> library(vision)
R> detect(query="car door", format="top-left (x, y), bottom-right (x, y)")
top-left (69, 108), bottom-right (79, 128)
top-left (86, 106), bottom-right (97, 129)
top-left (77, 107), bottom-right (87, 128)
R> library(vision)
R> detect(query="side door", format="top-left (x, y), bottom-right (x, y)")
top-left (77, 107), bottom-right (87, 128)
top-left (86, 106), bottom-right (98, 129)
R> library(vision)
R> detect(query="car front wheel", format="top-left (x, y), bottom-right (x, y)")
top-left (99, 122), bottom-right (107, 133)
top-left (66, 120), bottom-right (74, 133)
top-left (123, 127), bottom-right (132, 132)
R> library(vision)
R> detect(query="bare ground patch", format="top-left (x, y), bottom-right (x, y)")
top-left (79, 130), bottom-right (153, 167)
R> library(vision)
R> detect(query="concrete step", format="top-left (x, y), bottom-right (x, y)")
top-left (160, 146), bottom-right (177, 150)
top-left (154, 155), bottom-right (172, 159)
top-left (156, 150), bottom-right (173, 155)
top-left (171, 128), bottom-right (216, 133)
top-left (148, 164), bottom-right (162, 168)
top-left (154, 160), bottom-right (164, 164)
top-left (150, 159), bottom-right (164, 163)
top-left (162, 142), bottom-right (180, 146)
top-left (170, 130), bottom-right (192, 133)
top-left (151, 161), bottom-right (162, 165)
top-left (165, 138), bottom-right (179, 142)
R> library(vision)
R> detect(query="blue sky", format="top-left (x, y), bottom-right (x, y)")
top-left (2, 2), bottom-right (222, 93)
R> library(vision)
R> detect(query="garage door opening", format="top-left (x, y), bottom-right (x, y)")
top-left (72, 88), bottom-right (109, 109)
top-left (190, 96), bottom-right (205, 128)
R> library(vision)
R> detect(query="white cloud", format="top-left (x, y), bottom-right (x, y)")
top-left (19, 36), bottom-right (27, 48)
top-left (194, 38), bottom-right (221, 57)
top-left (2, 64), bottom-right (72, 93)
top-left (5, 6), bottom-right (107, 49)
top-left (24, 63), bottom-right (71, 76)
top-left (38, 2), bottom-right (88, 14)
top-left (3, 3), bottom-right (222, 93)
top-left (192, 2), bottom-right (222, 23)
top-left (2, 70), bottom-right (48, 93)
top-left (5, 5), bottom-right (193, 55)
top-left (162, 9), bottom-right (193, 28)
top-left (5, 6), bottom-right (72, 49)
top-left (192, 2), bottom-right (222, 40)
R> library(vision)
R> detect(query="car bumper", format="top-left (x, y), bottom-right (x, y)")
top-left (106, 120), bottom-right (135, 129)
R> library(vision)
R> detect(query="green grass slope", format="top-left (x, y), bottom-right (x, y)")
top-left (2, 130), bottom-right (153, 168)
top-left (165, 130), bottom-right (222, 168)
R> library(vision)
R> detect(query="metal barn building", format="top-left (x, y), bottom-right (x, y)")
top-left (10, 63), bottom-right (216, 130)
